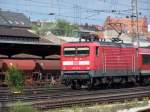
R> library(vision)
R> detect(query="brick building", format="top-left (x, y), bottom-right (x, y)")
top-left (103, 16), bottom-right (148, 42)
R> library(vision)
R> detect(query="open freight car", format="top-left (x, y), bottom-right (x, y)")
top-left (0, 59), bottom-right (61, 87)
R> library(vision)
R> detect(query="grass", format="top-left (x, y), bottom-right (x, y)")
top-left (10, 102), bottom-right (40, 112)
top-left (9, 98), bottom-right (149, 112)
top-left (47, 98), bottom-right (149, 112)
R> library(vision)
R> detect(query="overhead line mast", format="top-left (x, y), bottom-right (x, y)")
top-left (131, 0), bottom-right (139, 47)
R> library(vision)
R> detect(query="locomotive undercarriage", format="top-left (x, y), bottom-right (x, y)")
top-left (62, 73), bottom-right (150, 89)
top-left (74, 76), bottom-right (140, 90)
top-left (62, 71), bottom-right (150, 89)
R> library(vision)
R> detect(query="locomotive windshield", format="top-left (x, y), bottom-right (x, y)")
top-left (64, 47), bottom-right (76, 56)
top-left (64, 47), bottom-right (89, 56)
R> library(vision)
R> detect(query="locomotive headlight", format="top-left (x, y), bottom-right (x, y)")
top-left (87, 67), bottom-right (90, 70)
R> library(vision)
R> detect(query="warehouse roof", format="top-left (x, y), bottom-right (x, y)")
top-left (0, 27), bottom-right (39, 38)
top-left (0, 41), bottom-right (60, 57)
top-left (0, 11), bottom-right (32, 28)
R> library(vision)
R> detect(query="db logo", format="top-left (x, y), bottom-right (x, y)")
top-left (73, 61), bottom-right (79, 65)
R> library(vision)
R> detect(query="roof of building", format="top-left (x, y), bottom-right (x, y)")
top-left (0, 11), bottom-right (32, 28)
top-left (45, 55), bottom-right (60, 59)
top-left (0, 41), bottom-right (60, 56)
top-left (90, 32), bottom-right (104, 39)
top-left (42, 32), bottom-right (66, 45)
top-left (79, 24), bottom-right (103, 31)
top-left (12, 53), bottom-right (42, 59)
top-left (0, 27), bottom-right (39, 38)
top-left (39, 37), bottom-right (53, 43)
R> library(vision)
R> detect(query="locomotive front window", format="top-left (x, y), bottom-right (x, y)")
top-left (64, 47), bottom-right (89, 56)
top-left (77, 47), bottom-right (89, 56)
top-left (64, 47), bottom-right (76, 56)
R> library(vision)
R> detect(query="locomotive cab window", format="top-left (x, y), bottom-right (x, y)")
top-left (142, 55), bottom-right (150, 64)
top-left (77, 47), bottom-right (89, 56)
top-left (64, 47), bottom-right (76, 56)
top-left (64, 47), bottom-right (89, 56)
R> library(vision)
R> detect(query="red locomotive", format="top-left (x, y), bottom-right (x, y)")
top-left (61, 40), bottom-right (150, 89)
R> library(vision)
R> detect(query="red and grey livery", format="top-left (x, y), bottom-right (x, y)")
top-left (61, 41), bottom-right (150, 89)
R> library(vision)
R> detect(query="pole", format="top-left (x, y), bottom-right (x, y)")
top-left (131, 0), bottom-right (139, 47)
top-left (135, 0), bottom-right (139, 47)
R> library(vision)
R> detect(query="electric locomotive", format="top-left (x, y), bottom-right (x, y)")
top-left (61, 37), bottom-right (150, 89)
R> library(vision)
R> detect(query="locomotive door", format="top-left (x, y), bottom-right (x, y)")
top-left (94, 46), bottom-right (100, 70)
top-left (131, 50), bottom-right (137, 74)
top-left (102, 48), bottom-right (106, 73)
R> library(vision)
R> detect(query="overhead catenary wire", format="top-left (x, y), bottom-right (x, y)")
top-left (0, 0), bottom-right (150, 24)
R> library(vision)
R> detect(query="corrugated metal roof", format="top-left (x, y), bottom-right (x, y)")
top-left (43, 32), bottom-right (66, 45)
top-left (0, 27), bottom-right (39, 38)
top-left (0, 11), bottom-right (32, 28)
top-left (12, 53), bottom-right (41, 59)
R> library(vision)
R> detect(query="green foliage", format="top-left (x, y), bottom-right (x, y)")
top-left (32, 19), bottom-right (79, 37)
top-left (6, 66), bottom-right (25, 92)
top-left (10, 102), bottom-right (40, 112)
top-left (52, 19), bottom-right (79, 37)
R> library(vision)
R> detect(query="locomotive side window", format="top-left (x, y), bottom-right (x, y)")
top-left (142, 55), bottom-right (150, 64)
top-left (64, 47), bottom-right (76, 56)
top-left (77, 47), bottom-right (89, 56)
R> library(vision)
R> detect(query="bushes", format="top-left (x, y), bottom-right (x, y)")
top-left (6, 66), bottom-right (25, 93)
top-left (10, 102), bottom-right (39, 112)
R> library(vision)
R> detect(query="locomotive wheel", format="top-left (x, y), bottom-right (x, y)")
top-left (71, 80), bottom-right (81, 90)
top-left (71, 85), bottom-right (76, 90)
top-left (142, 78), bottom-right (150, 86)
top-left (87, 78), bottom-right (94, 90)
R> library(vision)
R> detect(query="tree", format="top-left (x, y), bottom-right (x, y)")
top-left (32, 22), bottom-right (56, 36)
top-left (52, 19), bottom-right (79, 37)
top-left (6, 66), bottom-right (25, 93)
top-left (32, 19), bottom-right (79, 37)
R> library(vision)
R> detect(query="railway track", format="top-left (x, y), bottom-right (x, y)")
top-left (0, 86), bottom-right (150, 110)
top-left (33, 88), bottom-right (150, 111)
top-left (0, 86), bottom-right (149, 102)
top-left (1, 86), bottom-right (150, 111)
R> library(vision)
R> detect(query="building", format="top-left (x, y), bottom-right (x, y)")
top-left (103, 16), bottom-right (148, 42)
top-left (0, 10), bottom-right (40, 42)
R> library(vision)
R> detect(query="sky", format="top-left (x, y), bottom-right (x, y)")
top-left (0, 0), bottom-right (150, 25)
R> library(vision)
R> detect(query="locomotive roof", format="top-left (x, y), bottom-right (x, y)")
top-left (98, 41), bottom-right (133, 48)
top-left (64, 41), bottom-right (134, 48)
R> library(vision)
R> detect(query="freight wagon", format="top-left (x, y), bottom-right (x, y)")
top-left (0, 59), bottom-right (60, 87)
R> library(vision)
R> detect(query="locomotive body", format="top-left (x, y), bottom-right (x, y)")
top-left (61, 41), bottom-right (150, 89)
